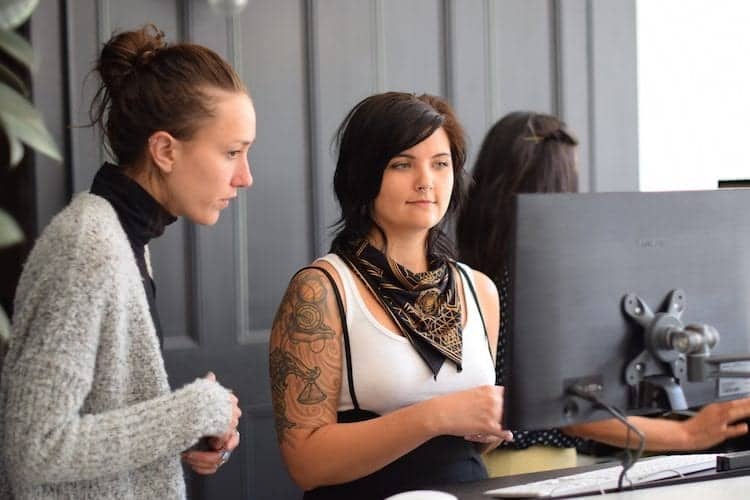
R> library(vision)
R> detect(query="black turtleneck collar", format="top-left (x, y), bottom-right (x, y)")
top-left (90, 162), bottom-right (176, 352)
top-left (90, 162), bottom-right (177, 249)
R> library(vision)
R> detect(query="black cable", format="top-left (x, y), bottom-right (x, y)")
top-left (568, 385), bottom-right (646, 490)
top-left (623, 419), bottom-right (633, 482)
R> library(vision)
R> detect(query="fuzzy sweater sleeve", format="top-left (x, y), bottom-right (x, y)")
top-left (4, 373), bottom-right (231, 486)
top-left (2, 204), bottom-right (233, 486)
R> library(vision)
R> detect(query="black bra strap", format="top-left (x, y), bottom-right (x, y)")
top-left (296, 265), bottom-right (360, 410)
top-left (455, 264), bottom-right (494, 358)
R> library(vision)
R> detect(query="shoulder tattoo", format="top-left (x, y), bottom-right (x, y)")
top-left (270, 270), bottom-right (341, 442)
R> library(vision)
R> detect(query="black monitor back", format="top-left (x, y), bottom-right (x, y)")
top-left (504, 190), bottom-right (750, 430)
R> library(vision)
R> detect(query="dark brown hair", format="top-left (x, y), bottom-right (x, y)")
top-left (89, 24), bottom-right (246, 167)
top-left (456, 111), bottom-right (578, 280)
top-left (330, 92), bottom-right (467, 260)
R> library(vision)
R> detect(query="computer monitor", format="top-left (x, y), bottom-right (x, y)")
top-left (503, 189), bottom-right (750, 431)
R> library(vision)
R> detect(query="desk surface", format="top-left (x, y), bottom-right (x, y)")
top-left (433, 463), bottom-right (750, 499)
top-left (575, 475), bottom-right (750, 499)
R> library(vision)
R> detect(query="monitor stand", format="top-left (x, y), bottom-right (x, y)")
top-left (623, 289), bottom-right (750, 411)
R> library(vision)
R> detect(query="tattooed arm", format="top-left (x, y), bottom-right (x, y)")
top-left (269, 264), bottom-right (506, 490)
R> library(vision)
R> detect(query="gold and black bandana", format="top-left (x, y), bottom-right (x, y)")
top-left (338, 239), bottom-right (463, 377)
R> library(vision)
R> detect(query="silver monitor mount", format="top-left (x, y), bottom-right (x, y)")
top-left (623, 289), bottom-right (750, 411)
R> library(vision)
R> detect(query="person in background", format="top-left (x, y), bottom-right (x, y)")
top-left (456, 111), bottom-right (750, 476)
top-left (270, 92), bottom-right (512, 499)
top-left (0, 24), bottom-right (253, 498)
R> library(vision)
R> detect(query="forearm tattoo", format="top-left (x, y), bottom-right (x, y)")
top-left (270, 269), bottom-right (341, 443)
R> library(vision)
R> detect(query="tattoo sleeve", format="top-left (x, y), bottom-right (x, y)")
top-left (269, 268), bottom-right (342, 445)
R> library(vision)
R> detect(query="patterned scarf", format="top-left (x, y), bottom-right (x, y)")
top-left (338, 239), bottom-right (463, 377)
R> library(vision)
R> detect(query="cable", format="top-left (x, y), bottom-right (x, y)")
top-left (568, 385), bottom-right (646, 490)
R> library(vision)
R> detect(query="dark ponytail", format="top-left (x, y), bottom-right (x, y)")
top-left (457, 111), bottom-right (578, 281)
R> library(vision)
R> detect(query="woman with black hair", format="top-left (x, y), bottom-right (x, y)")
top-left (270, 92), bottom-right (512, 499)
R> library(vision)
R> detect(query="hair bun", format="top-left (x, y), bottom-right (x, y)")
top-left (96, 24), bottom-right (167, 93)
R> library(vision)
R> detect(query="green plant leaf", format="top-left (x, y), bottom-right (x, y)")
top-left (0, 79), bottom-right (38, 118)
top-left (0, 27), bottom-right (34, 69)
top-left (0, 0), bottom-right (38, 30)
top-left (1, 112), bottom-right (59, 163)
top-left (1, 117), bottom-right (24, 165)
top-left (0, 81), bottom-right (61, 163)
top-left (0, 60), bottom-right (28, 94)
top-left (0, 306), bottom-right (10, 345)
top-left (0, 207), bottom-right (23, 248)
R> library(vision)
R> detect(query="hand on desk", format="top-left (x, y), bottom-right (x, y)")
top-left (680, 397), bottom-right (750, 450)
top-left (562, 396), bottom-right (750, 451)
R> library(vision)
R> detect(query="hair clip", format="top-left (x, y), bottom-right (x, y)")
top-left (522, 135), bottom-right (543, 144)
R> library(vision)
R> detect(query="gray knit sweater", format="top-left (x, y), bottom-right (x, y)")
top-left (0, 193), bottom-right (233, 499)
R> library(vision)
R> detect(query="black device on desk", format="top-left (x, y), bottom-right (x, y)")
top-left (718, 179), bottom-right (750, 188)
top-left (503, 189), bottom-right (750, 431)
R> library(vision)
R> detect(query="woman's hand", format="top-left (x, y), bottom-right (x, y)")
top-left (181, 430), bottom-right (241, 475)
top-left (466, 428), bottom-right (514, 455)
top-left (680, 397), bottom-right (750, 450)
top-left (429, 385), bottom-right (511, 443)
top-left (182, 372), bottom-right (242, 474)
top-left (563, 396), bottom-right (750, 451)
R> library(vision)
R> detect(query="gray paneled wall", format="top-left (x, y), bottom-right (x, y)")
top-left (492, 0), bottom-right (557, 114)
top-left (30, 1), bottom-right (637, 498)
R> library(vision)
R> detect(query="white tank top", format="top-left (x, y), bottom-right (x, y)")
top-left (319, 254), bottom-right (496, 415)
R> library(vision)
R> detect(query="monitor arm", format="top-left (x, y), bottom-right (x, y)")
top-left (622, 289), bottom-right (750, 411)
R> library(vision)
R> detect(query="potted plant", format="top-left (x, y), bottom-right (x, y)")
top-left (0, 0), bottom-right (61, 347)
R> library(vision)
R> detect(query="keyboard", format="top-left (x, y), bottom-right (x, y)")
top-left (484, 453), bottom-right (718, 498)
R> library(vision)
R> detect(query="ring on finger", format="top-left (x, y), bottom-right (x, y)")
top-left (219, 449), bottom-right (231, 466)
